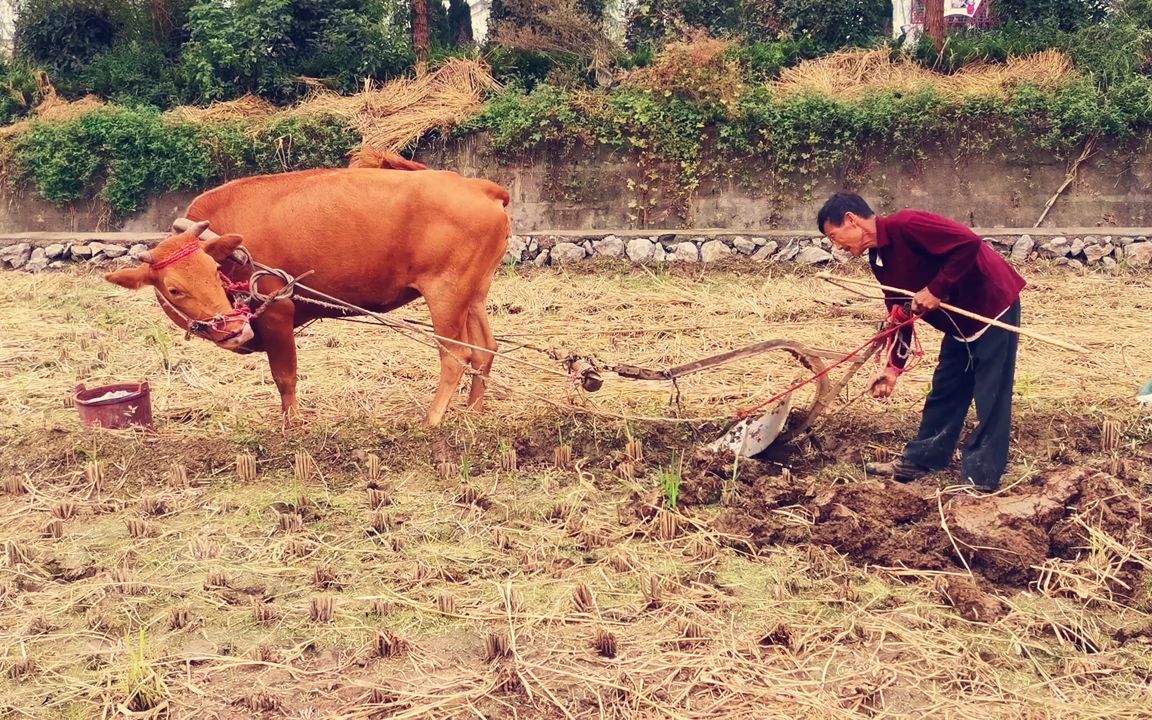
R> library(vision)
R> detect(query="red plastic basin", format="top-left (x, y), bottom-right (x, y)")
top-left (74, 381), bottom-right (154, 431)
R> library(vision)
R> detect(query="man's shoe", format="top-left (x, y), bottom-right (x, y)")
top-left (955, 480), bottom-right (997, 494)
top-left (865, 459), bottom-right (930, 483)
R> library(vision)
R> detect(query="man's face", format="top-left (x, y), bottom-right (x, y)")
top-left (822, 213), bottom-right (869, 257)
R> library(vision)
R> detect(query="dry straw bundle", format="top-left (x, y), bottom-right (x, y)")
top-left (0, 72), bottom-right (105, 137)
top-left (4, 60), bottom-right (499, 153)
top-left (166, 93), bottom-right (278, 124)
top-left (169, 59), bottom-right (499, 152)
top-left (287, 58), bottom-right (500, 151)
top-left (773, 48), bottom-right (1075, 101)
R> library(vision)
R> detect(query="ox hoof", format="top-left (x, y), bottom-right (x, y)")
top-left (280, 407), bottom-right (304, 429)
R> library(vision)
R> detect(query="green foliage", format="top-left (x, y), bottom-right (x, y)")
top-left (293, 1), bottom-right (415, 93)
top-left (447, 0), bottom-right (475, 46)
top-left (249, 115), bottom-right (360, 173)
top-left (1008, 81), bottom-right (1129, 149)
top-left (181, 0), bottom-right (413, 103)
top-left (5, 0), bottom-right (1152, 217)
top-left (469, 82), bottom-right (718, 179)
top-left (625, 0), bottom-right (784, 49)
top-left (996, 0), bottom-right (1110, 31)
top-left (80, 40), bottom-right (183, 106)
top-left (14, 0), bottom-right (133, 77)
top-left (777, 0), bottom-right (889, 52)
top-left (470, 40), bottom-right (1152, 214)
top-left (8, 106), bottom-right (355, 215)
top-left (485, 45), bottom-right (559, 90)
top-left (657, 456), bottom-right (682, 509)
top-left (179, 0), bottom-right (296, 102)
top-left (1121, 0), bottom-right (1152, 24)
top-left (0, 58), bottom-right (43, 125)
top-left (729, 38), bottom-right (818, 81)
top-left (12, 107), bottom-right (215, 214)
top-left (9, 0), bottom-right (416, 107)
top-left (490, 0), bottom-right (608, 23)
top-left (599, 90), bottom-right (719, 164)
top-left (12, 0), bottom-right (194, 106)
top-left (462, 83), bottom-right (582, 149)
top-left (909, 10), bottom-right (1152, 91)
top-left (1069, 15), bottom-right (1152, 90)
top-left (619, 0), bottom-right (935, 55)
top-left (910, 24), bottom-right (1066, 73)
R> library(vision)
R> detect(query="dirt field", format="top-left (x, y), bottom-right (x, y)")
top-left (1, 262), bottom-right (1150, 719)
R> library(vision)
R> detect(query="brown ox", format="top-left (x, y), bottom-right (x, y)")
top-left (105, 150), bottom-right (510, 426)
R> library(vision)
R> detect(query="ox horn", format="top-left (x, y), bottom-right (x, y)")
top-left (171, 217), bottom-right (221, 242)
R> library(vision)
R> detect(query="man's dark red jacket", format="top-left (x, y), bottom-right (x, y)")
top-left (869, 210), bottom-right (1026, 342)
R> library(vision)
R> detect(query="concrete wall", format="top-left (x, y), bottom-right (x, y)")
top-left (1, 134), bottom-right (1149, 234)
top-left (0, 0), bottom-right (15, 52)
top-left (415, 136), bottom-right (1152, 232)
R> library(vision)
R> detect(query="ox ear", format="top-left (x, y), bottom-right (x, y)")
top-left (202, 233), bottom-right (243, 262)
top-left (104, 264), bottom-right (155, 290)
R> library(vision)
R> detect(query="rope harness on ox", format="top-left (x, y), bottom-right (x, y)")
top-left (151, 237), bottom-right (313, 344)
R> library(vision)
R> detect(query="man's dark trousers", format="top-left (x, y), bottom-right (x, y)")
top-left (902, 300), bottom-right (1021, 489)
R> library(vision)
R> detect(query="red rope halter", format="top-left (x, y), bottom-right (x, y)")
top-left (150, 238), bottom-right (201, 270)
top-left (148, 237), bottom-right (256, 344)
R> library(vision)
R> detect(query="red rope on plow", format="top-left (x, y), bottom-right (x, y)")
top-left (735, 306), bottom-right (923, 420)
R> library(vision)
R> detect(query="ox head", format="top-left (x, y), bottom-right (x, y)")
top-left (104, 221), bottom-right (255, 350)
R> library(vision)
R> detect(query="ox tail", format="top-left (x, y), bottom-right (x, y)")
top-left (348, 146), bottom-right (429, 171)
top-left (476, 179), bottom-right (511, 208)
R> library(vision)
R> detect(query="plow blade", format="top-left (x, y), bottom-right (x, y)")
top-left (707, 392), bottom-right (793, 459)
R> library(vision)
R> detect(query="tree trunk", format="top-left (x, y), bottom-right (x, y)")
top-left (924, 0), bottom-right (944, 52)
top-left (149, 0), bottom-right (175, 45)
top-left (412, 0), bottom-right (430, 74)
top-left (449, 0), bottom-right (474, 48)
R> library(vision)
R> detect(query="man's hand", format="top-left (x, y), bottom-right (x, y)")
top-left (910, 287), bottom-right (941, 315)
top-left (869, 367), bottom-right (901, 399)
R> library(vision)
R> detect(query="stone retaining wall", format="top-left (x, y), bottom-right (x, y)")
top-left (1, 230), bottom-right (1151, 273)
top-left (504, 231), bottom-right (1151, 269)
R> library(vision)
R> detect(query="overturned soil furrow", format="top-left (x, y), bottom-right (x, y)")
top-left (709, 466), bottom-right (1152, 593)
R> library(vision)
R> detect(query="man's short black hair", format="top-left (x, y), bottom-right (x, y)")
top-left (817, 192), bottom-right (874, 233)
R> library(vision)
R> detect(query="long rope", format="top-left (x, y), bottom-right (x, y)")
top-left (736, 309), bottom-right (920, 419)
top-left (232, 255), bottom-right (909, 426)
top-left (245, 260), bottom-right (576, 382)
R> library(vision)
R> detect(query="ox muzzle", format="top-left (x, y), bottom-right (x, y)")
top-left (187, 308), bottom-right (255, 349)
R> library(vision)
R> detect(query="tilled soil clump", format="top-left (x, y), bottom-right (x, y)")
top-left (711, 466), bottom-right (1151, 592)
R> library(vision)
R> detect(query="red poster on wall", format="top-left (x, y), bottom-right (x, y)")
top-left (945, 0), bottom-right (983, 17)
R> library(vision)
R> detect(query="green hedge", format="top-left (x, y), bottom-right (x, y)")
top-left (10, 107), bottom-right (358, 215)
top-left (6, 15), bottom-right (1152, 219)
top-left (8, 75), bottom-right (1152, 217)
top-left (464, 76), bottom-right (1152, 196)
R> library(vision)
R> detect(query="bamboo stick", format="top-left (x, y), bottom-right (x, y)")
top-left (816, 273), bottom-right (1089, 353)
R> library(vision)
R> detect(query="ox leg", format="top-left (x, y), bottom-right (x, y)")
top-left (465, 305), bottom-right (498, 412)
top-left (423, 297), bottom-right (473, 427)
top-left (256, 301), bottom-right (300, 422)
